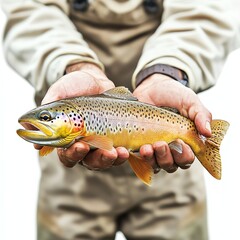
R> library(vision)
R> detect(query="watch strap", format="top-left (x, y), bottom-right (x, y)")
top-left (136, 64), bottom-right (188, 87)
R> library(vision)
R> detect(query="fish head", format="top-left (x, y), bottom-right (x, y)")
top-left (17, 101), bottom-right (85, 147)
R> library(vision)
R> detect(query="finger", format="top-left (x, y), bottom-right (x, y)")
top-left (139, 144), bottom-right (154, 162)
top-left (58, 142), bottom-right (90, 168)
top-left (82, 148), bottom-right (118, 170)
top-left (34, 144), bottom-right (42, 150)
top-left (113, 147), bottom-right (129, 166)
top-left (139, 144), bottom-right (160, 173)
top-left (153, 141), bottom-right (178, 173)
top-left (169, 140), bottom-right (195, 169)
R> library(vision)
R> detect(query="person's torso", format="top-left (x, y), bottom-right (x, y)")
top-left (69, 0), bottom-right (164, 90)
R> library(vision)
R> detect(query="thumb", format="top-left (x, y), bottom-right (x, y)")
top-left (183, 95), bottom-right (212, 137)
top-left (194, 111), bottom-right (212, 137)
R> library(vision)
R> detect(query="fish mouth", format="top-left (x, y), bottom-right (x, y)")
top-left (17, 118), bottom-right (57, 145)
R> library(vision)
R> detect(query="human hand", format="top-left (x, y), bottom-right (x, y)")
top-left (133, 73), bottom-right (212, 173)
top-left (41, 63), bottom-right (114, 104)
top-left (38, 63), bottom-right (129, 169)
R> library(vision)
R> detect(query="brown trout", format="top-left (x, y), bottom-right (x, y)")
top-left (17, 87), bottom-right (229, 185)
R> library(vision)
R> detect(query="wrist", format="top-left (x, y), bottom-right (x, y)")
top-left (66, 62), bottom-right (114, 92)
top-left (66, 62), bottom-right (104, 74)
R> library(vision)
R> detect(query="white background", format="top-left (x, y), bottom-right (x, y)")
top-left (1, 7), bottom-right (240, 240)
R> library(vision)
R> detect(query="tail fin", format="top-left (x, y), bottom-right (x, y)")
top-left (196, 120), bottom-right (229, 179)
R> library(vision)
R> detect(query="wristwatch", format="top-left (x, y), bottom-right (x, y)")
top-left (136, 64), bottom-right (188, 87)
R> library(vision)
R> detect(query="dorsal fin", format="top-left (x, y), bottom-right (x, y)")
top-left (161, 107), bottom-right (180, 114)
top-left (102, 87), bottom-right (138, 101)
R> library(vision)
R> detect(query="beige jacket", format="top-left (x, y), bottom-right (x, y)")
top-left (2, 0), bottom-right (239, 104)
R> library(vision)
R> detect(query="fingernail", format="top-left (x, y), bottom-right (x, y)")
top-left (76, 147), bottom-right (83, 153)
top-left (145, 154), bottom-right (153, 161)
top-left (102, 156), bottom-right (108, 162)
top-left (205, 121), bottom-right (211, 134)
top-left (169, 141), bottom-right (183, 154)
top-left (167, 165), bottom-right (178, 173)
top-left (76, 147), bottom-right (88, 159)
top-left (154, 167), bottom-right (161, 174)
top-left (58, 148), bottom-right (66, 157)
top-left (62, 156), bottom-right (77, 168)
top-left (159, 145), bottom-right (167, 157)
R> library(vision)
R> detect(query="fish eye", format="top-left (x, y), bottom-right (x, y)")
top-left (39, 111), bottom-right (52, 121)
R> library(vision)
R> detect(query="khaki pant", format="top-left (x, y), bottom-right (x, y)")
top-left (37, 151), bottom-right (208, 240)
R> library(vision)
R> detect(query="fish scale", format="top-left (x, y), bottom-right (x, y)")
top-left (68, 96), bottom-right (196, 152)
top-left (17, 87), bottom-right (229, 185)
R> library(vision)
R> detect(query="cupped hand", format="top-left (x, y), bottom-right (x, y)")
top-left (41, 63), bottom-right (114, 104)
top-left (38, 63), bottom-right (129, 169)
top-left (133, 73), bottom-right (212, 173)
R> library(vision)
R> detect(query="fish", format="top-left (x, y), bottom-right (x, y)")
top-left (17, 87), bottom-right (229, 185)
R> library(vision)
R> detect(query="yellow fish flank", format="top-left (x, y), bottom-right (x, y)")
top-left (17, 87), bottom-right (229, 185)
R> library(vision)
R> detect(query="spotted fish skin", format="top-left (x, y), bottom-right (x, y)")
top-left (69, 96), bottom-right (201, 153)
top-left (17, 87), bottom-right (229, 184)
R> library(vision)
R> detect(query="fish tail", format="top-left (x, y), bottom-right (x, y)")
top-left (196, 120), bottom-right (229, 179)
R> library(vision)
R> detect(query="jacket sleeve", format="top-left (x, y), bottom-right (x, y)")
top-left (132, 0), bottom-right (240, 92)
top-left (2, 0), bottom-right (104, 99)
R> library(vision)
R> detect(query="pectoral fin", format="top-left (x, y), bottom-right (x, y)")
top-left (39, 146), bottom-right (55, 156)
top-left (128, 152), bottom-right (153, 186)
top-left (80, 135), bottom-right (113, 151)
